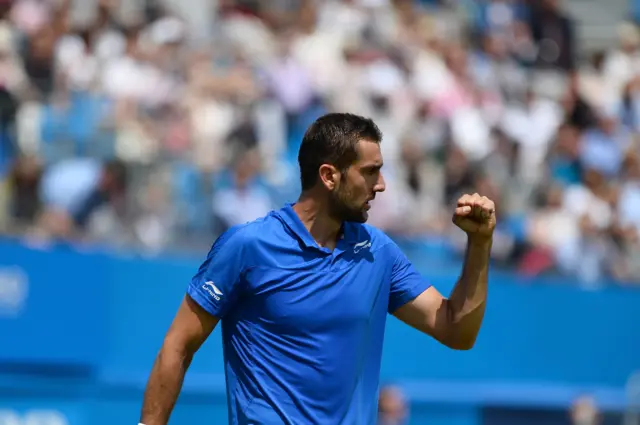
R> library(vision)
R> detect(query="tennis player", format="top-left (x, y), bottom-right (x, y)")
top-left (139, 113), bottom-right (495, 425)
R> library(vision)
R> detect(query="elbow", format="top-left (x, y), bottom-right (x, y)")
top-left (443, 303), bottom-right (484, 350)
top-left (445, 334), bottom-right (477, 351)
top-left (442, 319), bottom-right (480, 351)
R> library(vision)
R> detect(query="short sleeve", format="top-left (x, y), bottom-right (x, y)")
top-left (388, 242), bottom-right (432, 314)
top-left (187, 226), bottom-right (249, 319)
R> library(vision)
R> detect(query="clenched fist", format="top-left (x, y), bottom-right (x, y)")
top-left (452, 193), bottom-right (496, 241)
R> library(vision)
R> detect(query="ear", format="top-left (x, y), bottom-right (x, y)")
top-left (319, 164), bottom-right (341, 191)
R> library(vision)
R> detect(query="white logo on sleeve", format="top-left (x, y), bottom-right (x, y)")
top-left (353, 240), bottom-right (372, 253)
top-left (202, 281), bottom-right (223, 301)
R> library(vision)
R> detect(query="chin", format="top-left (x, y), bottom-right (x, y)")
top-left (332, 201), bottom-right (369, 223)
top-left (350, 211), bottom-right (368, 223)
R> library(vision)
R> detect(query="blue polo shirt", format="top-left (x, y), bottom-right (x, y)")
top-left (187, 204), bottom-right (431, 425)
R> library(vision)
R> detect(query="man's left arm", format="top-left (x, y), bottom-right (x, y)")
top-left (391, 193), bottom-right (495, 350)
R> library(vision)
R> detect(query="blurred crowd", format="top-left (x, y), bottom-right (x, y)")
top-left (2, 0), bottom-right (640, 284)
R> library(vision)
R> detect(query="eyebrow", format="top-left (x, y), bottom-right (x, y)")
top-left (361, 163), bottom-right (383, 171)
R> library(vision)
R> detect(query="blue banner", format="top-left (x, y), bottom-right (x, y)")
top-left (0, 241), bottom-right (107, 367)
top-left (0, 239), bottom-right (638, 425)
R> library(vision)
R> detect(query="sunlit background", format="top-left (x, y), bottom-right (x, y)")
top-left (0, 0), bottom-right (639, 424)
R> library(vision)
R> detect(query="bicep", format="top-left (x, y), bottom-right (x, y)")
top-left (164, 295), bottom-right (219, 355)
top-left (392, 286), bottom-right (451, 345)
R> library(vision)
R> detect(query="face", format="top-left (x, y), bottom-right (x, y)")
top-left (378, 386), bottom-right (408, 425)
top-left (570, 397), bottom-right (599, 425)
top-left (321, 140), bottom-right (386, 223)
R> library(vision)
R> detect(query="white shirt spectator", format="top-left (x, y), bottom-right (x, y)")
top-left (212, 186), bottom-right (273, 228)
top-left (93, 30), bottom-right (127, 64)
top-left (450, 106), bottom-right (493, 161)
top-left (102, 56), bottom-right (176, 106)
top-left (602, 23), bottom-right (640, 104)
top-left (317, 0), bottom-right (368, 42)
top-left (618, 181), bottom-right (640, 233)
top-left (266, 54), bottom-right (315, 114)
top-left (55, 36), bottom-right (99, 91)
top-left (501, 96), bottom-right (564, 180)
top-left (412, 48), bottom-right (452, 102)
top-left (292, 31), bottom-right (348, 97)
top-left (563, 185), bottom-right (613, 230)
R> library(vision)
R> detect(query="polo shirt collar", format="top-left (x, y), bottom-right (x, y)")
top-left (277, 203), bottom-right (358, 249)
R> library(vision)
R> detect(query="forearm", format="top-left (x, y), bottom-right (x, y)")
top-left (446, 237), bottom-right (491, 347)
top-left (140, 346), bottom-right (193, 425)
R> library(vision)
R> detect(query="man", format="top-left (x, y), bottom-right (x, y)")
top-left (139, 113), bottom-right (494, 425)
top-left (36, 158), bottom-right (128, 241)
top-left (378, 385), bottom-right (409, 425)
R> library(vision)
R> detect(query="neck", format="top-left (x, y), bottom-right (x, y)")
top-left (293, 192), bottom-right (342, 247)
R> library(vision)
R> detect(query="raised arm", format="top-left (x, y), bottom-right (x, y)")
top-left (391, 193), bottom-right (495, 350)
top-left (140, 296), bottom-right (219, 424)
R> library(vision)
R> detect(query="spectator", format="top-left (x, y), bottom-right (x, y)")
top-left (0, 0), bottom-right (638, 284)
top-left (602, 22), bottom-right (640, 109)
top-left (34, 158), bottom-right (128, 242)
top-left (579, 115), bottom-right (630, 179)
top-left (570, 395), bottom-right (601, 425)
top-left (6, 154), bottom-right (41, 228)
top-left (529, 0), bottom-right (577, 73)
top-left (378, 385), bottom-right (409, 425)
top-left (212, 148), bottom-right (273, 232)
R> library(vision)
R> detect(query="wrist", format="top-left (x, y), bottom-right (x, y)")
top-left (467, 235), bottom-right (493, 248)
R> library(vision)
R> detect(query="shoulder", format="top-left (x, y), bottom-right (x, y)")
top-left (212, 212), bottom-right (285, 256)
top-left (216, 213), bottom-right (275, 245)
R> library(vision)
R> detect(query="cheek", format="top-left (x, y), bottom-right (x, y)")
top-left (338, 185), bottom-right (360, 206)
top-left (341, 174), bottom-right (370, 201)
top-left (334, 185), bottom-right (352, 204)
top-left (345, 181), bottom-right (365, 197)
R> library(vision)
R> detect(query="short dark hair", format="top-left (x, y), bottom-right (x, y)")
top-left (298, 113), bottom-right (382, 190)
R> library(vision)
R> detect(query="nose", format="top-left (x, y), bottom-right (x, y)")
top-left (375, 173), bottom-right (386, 193)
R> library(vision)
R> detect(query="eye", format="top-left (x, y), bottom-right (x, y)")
top-left (365, 166), bottom-right (381, 175)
